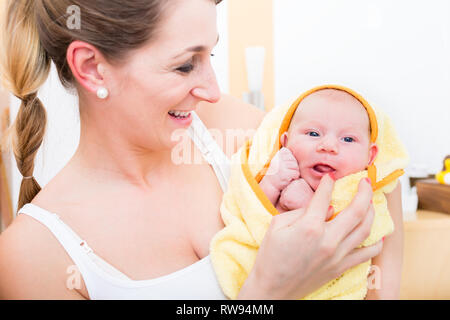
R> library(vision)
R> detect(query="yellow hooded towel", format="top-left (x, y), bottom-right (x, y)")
top-left (210, 84), bottom-right (409, 300)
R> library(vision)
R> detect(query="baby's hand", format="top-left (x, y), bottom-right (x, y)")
top-left (278, 179), bottom-right (314, 213)
top-left (265, 147), bottom-right (300, 191)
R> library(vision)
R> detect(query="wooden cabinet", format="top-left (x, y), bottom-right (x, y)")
top-left (416, 179), bottom-right (450, 214)
top-left (400, 210), bottom-right (450, 299)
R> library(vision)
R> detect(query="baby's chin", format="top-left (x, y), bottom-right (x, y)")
top-left (306, 169), bottom-right (364, 191)
top-left (310, 180), bottom-right (320, 192)
top-left (302, 170), bottom-right (338, 191)
top-left (304, 171), bottom-right (341, 191)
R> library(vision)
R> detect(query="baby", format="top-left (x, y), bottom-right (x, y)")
top-left (210, 86), bottom-right (405, 300)
top-left (259, 89), bottom-right (378, 214)
top-left (258, 88), bottom-right (404, 299)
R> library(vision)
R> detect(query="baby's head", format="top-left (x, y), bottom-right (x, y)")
top-left (281, 89), bottom-right (378, 191)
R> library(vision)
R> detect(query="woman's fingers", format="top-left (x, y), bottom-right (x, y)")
top-left (336, 240), bottom-right (383, 276)
top-left (297, 174), bottom-right (335, 225)
top-left (271, 208), bottom-right (306, 231)
top-left (326, 205), bottom-right (335, 221)
top-left (325, 178), bottom-right (373, 244)
top-left (332, 203), bottom-right (375, 260)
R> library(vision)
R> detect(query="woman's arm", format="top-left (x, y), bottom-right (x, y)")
top-left (365, 182), bottom-right (404, 300)
top-left (0, 215), bottom-right (86, 299)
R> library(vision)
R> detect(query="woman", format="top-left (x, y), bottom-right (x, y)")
top-left (0, 0), bottom-right (389, 299)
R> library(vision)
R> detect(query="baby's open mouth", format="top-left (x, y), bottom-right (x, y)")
top-left (313, 164), bottom-right (336, 174)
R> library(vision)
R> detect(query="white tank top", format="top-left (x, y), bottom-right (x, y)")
top-left (18, 112), bottom-right (231, 300)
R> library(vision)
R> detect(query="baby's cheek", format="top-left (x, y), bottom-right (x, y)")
top-left (286, 137), bottom-right (310, 163)
top-left (337, 149), bottom-right (370, 177)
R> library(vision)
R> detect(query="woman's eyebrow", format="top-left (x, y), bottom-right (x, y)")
top-left (172, 35), bottom-right (220, 59)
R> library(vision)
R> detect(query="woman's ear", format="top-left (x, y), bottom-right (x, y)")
top-left (280, 132), bottom-right (289, 147)
top-left (66, 40), bottom-right (107, 95)
top-left (368, 143), bottom-right (379, 166)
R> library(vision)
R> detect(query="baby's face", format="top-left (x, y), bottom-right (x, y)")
top-left (284, 90), bottom-right (377, 191)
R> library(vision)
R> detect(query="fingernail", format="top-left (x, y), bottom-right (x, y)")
top-left (364, 177), bottom-right (372, 186)
top-left (328, 172), bottom-right (336, 181)
top-left (382, 237), bottom-right (385, 242)
top-left (328, 205), bottom-right (334, 212)
top-left (370, 199), bottom-right (373, 204)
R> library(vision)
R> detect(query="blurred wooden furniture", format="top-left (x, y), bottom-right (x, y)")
top-left (416, 179), bottom-right (450, 214)
top-left (400, 210), bottom-right (450, 299)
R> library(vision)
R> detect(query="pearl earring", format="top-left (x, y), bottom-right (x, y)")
top-left (97, 87), bottom-right (109, 99)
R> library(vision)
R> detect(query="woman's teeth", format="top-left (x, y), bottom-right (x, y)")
top-left (168, 110), bottom-right (191, 118)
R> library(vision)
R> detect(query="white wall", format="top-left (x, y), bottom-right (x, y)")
top-left (274, 0), bottom-right (450, 176)
top-left (213, 2), bottom-right (229, 94)
top-left (9, 4), bottom-right (229, 213)
top-left (9, 66), bottom-right (80, 213)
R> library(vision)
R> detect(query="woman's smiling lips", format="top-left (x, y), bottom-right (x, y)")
top-left (168, 110), bottom-right (193, 126)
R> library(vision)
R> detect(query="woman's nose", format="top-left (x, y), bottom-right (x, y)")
top-left (191, 64), bottom-right (221, 103)
top-left (317, 137), bottom-right (338, 154)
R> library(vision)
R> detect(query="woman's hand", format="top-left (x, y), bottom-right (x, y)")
top-left (238, 174), bottom-right (382, 299)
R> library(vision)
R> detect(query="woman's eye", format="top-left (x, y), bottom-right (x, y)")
top-left (176, 63), bottom-right (194, 73)
top-left (343, 137), bottom-right (354, 143)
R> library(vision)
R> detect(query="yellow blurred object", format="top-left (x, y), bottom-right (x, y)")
top-left (436, 158), bottom-right (450, 185)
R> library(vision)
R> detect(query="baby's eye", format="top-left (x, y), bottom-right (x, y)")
top-left (342, 137), bottom-right (354, 143)
top-left (307, 131), bottom-right (320, 137)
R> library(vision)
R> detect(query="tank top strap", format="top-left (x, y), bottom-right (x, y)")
top-left (18, 203), bottom-right (93, 256)
top-left (188, 111), bottom-right (231, 192)
top-left (17, 203), bottom-right (125, 297)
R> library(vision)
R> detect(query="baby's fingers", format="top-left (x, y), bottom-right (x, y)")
top-left (287, 168), bottom-right (301, 180)
top-left (278, 147), bottom-right (295, 159)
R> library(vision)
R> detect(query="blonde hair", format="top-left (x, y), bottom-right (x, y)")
top-left (0, 0), bottom-right (50, 210)
top-left (0, 0), bottom-right (222, 211)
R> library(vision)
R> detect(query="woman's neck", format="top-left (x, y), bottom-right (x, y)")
top-left (70, 118), bottom-right (176, 190)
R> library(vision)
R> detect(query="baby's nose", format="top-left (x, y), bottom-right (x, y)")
top-left (317, 137), bottom-right (338, 154)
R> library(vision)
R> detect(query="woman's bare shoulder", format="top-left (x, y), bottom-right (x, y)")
top-left (0, 214), bottom-right (85, 299)
top-left (195, 94), bottom-right (267, 155)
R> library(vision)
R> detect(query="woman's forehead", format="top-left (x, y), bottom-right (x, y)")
top-left (152, 0), bottom-right (218, 51)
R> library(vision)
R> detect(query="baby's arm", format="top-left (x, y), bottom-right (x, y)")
top-left (277, 179), bottom-right (314, 213)
top-left (259, 147), bottom-right (300, 207)
top-left (365, 182), bottom-right (403, 299)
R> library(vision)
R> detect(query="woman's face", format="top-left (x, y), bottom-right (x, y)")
top-left (105, 0), bottom-right (220, 151)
